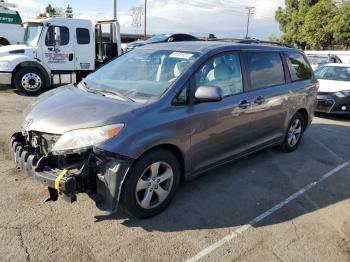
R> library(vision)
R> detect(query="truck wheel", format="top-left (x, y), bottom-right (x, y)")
top-left (121, 149), bottom-right (181, 218)
top-left (14, 68), bottom-right (46, 96)
top-left (0, 38), bottom-right (10, 46)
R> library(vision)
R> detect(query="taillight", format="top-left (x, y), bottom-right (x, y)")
top-left (16, 11), bottom-right (23, 27)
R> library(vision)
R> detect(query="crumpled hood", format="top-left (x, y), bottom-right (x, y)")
top-left (23, 85), bottom-right (142, 134)
top-left (0, 44), bottom-right (36, 58)
top-left (318, 79), bottom-right (350, 93)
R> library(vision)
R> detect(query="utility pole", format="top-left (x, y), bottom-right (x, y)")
top-left (245, 6), bottom-right (255, 39)
top-left (113, 0), bottom-right (117, 20)
top-left (144, 0), bottom-right (147, 40)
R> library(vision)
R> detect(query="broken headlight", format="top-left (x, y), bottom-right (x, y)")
top-left (51, 124), bottom-right (124, 154)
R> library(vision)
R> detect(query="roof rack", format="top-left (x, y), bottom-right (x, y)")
top-left (215, 38), bottom-right (294, 48)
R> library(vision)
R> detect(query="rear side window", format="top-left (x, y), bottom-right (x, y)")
top-left (76, 28), bottom-right (90, 44)
top-left (286, 52), bottom-right (313, 81)
top-left (246, 52), bottom-right (285, 90)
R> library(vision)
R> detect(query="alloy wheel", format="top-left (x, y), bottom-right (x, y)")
top-left (21, 73), bottom-right (42, 91)
top-left (135, 161), bottom-right (174, 209)
top-left (288, 118), bottom-right (302, 147)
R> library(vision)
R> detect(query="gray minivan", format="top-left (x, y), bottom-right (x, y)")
top-left (10, 41), bottom-right (318, 218)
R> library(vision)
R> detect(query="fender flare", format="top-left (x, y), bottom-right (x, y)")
top-left (12, 60), bottom-right (51, 86)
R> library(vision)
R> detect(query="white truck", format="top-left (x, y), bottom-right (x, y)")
top-left (0, 1), bottom-right (24, 46)
top-left (0, 16), bottom-right (122, 95)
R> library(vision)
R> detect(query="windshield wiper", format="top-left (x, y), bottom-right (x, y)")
top-left (86, 87), bottom-right (134, 102)
top-left (82, 82), bottom-right (134, 102)
top-left (99, 89), bottom-right (135, 102)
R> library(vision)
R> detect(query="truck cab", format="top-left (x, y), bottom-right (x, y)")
top-left (0, 17), bottom-right (122, 95)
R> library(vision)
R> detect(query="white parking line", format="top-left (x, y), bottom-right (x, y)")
top-left (186, 161), bottom-right (350, 262)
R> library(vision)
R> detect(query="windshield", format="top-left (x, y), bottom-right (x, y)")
top-left (84, 49), bottom-right (198, 102)
top-left (23, 23), bottom-right (43, 46)
top-left (146, 34), bottom-right (170, 43)
top-left (307, 56), bottom-right (328, 65)
top-left (315, 66), bottom-right (350, 81)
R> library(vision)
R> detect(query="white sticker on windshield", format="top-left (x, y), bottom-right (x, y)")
top-left (169, 52), bottom-right (194, 59)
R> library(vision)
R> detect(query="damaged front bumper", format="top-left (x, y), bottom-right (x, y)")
top-left (9, 132), bottom-right (133, 212)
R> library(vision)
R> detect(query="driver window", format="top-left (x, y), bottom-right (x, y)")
top-left (45, 26), bottom-right (69, 46)
top-left (195, 52), bottom-right (243, 97)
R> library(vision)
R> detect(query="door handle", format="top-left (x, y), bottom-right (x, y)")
top-left (254, 96), bottom-right (265, 105)
top-left (48, 47), bottom-right (53, 51)
top-left (238, 100), bottom-right (250, 109)
top-left (69, 53), bottom-right (74, 61)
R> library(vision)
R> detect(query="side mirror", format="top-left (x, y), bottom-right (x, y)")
top-left (195, 86), bottom-right (223, 102)
top-left (54, 27), bottom-right (61, 49)
top-left (168, 37), bottom-right (174, 42)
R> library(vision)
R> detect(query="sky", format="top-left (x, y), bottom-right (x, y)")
top-left (7, 0), bottom-right (285, 39)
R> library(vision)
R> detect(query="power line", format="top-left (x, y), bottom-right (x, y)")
top-left (172, 0), bottom-right (247, 15)
top-left (171, 0), bottom-right (271, 36)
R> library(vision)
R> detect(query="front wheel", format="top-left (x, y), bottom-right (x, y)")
top-left (279, 112), bottom-right (305, 152)
top-left (14, 68), bottom-right (47, 96)
top-left (121, 149), bottom-right (181, 218)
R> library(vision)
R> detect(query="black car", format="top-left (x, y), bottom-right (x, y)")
top-left (126, 33), bottom-right (199, 52)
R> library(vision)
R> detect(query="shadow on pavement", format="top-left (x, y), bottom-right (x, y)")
top-left (315, 112), bottom-right (350, 122)
top-left (93, 122), bottom-right (350, 232)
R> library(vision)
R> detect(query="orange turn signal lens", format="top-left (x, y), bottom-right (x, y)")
top-left (108, 126), bottom-right (123, 138)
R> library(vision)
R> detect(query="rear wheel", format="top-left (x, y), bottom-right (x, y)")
top-left (14, 67), bottom-right (46, 96)
top-left (279, 112), bottom-right (305, 152)
top-left (121, 149), bottom-right (181, 218)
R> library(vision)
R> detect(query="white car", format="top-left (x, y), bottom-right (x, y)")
top-left (315, 63), bottom-right (350, 115)
top-left (0, 1), bottom-right (24, 46)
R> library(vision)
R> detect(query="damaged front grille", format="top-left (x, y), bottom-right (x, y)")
top-left (23, 131), bottom-right (60, 156)
top-left (22, 130), bottom-right (95, 171)
top-left (11, 131), bottom-right (134, 212)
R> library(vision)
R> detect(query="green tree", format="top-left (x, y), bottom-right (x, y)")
top-left (331, 1), bottom-right (350, 50)
top-left (268, 34), bottom-right (282, 42)
top-left (37, 4), bottom-right (63, 18)
top-left (275, 0), bottom-right (319, 48)
top-left (301, 0), bottom-right (336, 49)
top-left (275, 0), bottom-right (299, 34)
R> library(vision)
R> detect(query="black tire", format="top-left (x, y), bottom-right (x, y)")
top-left (14, 67), bottom-right (47, 96)
top-left (121, 149), bottom-right (181, 218)
top-left (279, 112), bottom-right (305, 152)
top-left (0, 38), bottom-right (10, 46)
